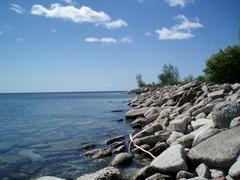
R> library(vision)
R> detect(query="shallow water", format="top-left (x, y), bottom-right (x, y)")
top-left (0, 92), bottom-right (135, 179)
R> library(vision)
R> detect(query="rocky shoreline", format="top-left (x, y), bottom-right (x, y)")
top-left (38, 82), bottom-right (240, 180)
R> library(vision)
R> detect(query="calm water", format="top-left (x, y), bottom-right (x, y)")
top-left (0, 92), bottom-right (135, 179)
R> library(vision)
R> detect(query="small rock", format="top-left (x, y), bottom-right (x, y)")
top-left (110, 153), bottom-right (132, 166)
top-left (116, 118), bottom-right (124, 122)
top-left (195, 163), bottom-right (211, 178)
top-left (145, 173), bottom-right (165, 180)
top-left (77, 167), bottom-right (121, 180)
top-left (151, 144), bottom-right (188, 174)
top-left (113, 145), bottom-right (125, 154)
top-left (225, 175), bottom-right (234, 180)
top-left (149, 142), bottom-right (168, 156)
top-left (230, 116), bottom-right (240, 128)
top-left (210, 169), bottom-right (224, 178)
top-left (105, 136), bottom-right (125, 145)
top-left (228, 156), bottom-right (240, 179)
top-left (111, 109), bottom-right (123, 112)
top-left (191, 118), bottom-right (214, 130)
top-left (132, 166), bottom-right (161, 180)
top-left (176, 171), bottom-right (194, 179)
top-left (84, 148), bottom-right (112, 159)
top-left (36, 177), bottom-right (64, 180)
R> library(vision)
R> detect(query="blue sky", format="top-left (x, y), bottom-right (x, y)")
top-left (0, 0), bottom-right (239, 92)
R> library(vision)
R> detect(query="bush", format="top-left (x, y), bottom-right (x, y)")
top-left (204, 45), bottom-right (240, 83)
top-left (158, 64), bottom-right (180, 85)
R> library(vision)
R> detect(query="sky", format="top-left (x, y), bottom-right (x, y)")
top-left (0, 0), bottom-right (240, 92)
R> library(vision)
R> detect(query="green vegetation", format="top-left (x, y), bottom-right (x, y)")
top-left (158, 64), bottom-right (180, 86)
top-left (136, 73), bottom-right (146, 87)
top-left (204, 45), bottom-right (240, 83)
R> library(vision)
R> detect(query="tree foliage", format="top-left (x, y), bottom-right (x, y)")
top-left (158, 64), bottom-right (180, 85)
top-left (204, 45), bottom-right (240, 83)
top-left (136, 73), bottom-right (146, 87)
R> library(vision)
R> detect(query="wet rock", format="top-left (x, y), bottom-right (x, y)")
top-left (110, 153), bottom-right (132, 166)
top-left (211, 101), bottom-right (240, 128)
top-left (191, 118), bottom-right (214, 130)
top-left (111, 141), bottom-right (124, 149)
top-left (111, 109), bottom-right (123, 112)
top-left (210, 169), bottom-right (225, 178)
top-left (228, 156), bottom-right (240, 179)
top-left (188, 126), bottom-right (240, 168)
top-left (195, 163), bottom-right (211, 178)
top-left (113, 145), bottom-right (125, 154)
top-left (116, 118), bottom-right (124, 122)
top-left (133, 144), bottom-right (151, 154)
top-left (176, 171), bottom-right (194, 179)
top-left (77, 167), bottom-right (121, 180)
top-left (166, 131), bottom-right (184, 145)
top-left (36, 176), bottom-right (64, 180)
top-left (82, 143), bottom-right (96, 150)
top-left (84, 148), bottom-right (112, 159)
top-left (18, 149), bottom-right (44, 162)
top-left (230, 116), bottom-right (240, 128)
top-left (151, 144), bottom-right (188, 174)
top-left (105, 135), bottom-right (125, 145)
top-left (125, 107), bottom-right (151, 119)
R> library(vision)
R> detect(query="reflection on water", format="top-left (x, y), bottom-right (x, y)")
top-left (0, 92), bottom-right (135, 179)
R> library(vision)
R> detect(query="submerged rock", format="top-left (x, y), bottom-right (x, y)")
top-left (76, 167), bottom-right (121, 180)
top-left (105, 135), bottom-right (125, 145)
top-left (36, 176), bottom-right (64, 180)
top-left (110, 153), bottom-right (132, 166)
top-left (84, 148), bottom-right (112, 159)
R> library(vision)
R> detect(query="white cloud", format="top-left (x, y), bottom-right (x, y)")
top-left (156, 14), bottom-right (203, 40)
top-left (85, 37), bottom-right (117, 44)
top-left (16, 37), bottom-right (24, 42)
top-left (104, 19), bottom-right (127, 30)
top-left (9, 4), bottom-right (26, 14)
top-left (121, 37), bottom-right (133, 43)
top-left (145, 32), bottom-right (152, 36)
top-left (165, 0), bottom-right (193, 7)
top-left (50, 28), bottom-right (57, 33)
top-left (31, 3), bottom-right (127, 30)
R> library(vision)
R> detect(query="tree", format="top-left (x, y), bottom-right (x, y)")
top-left (136, 73), bottom-right (146, 87)
top-left (204, 45), bottom-right (240, 83)
top-left (182, 75), bottom-right (194, 84)
top-left (158, 64), bottom-right (180, 85)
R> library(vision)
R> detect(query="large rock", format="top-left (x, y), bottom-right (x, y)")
top-left (169, 116), bottom-right (192, 133)
top-left (84, 148), bottom-right (112, 159)
top-left (207, 90), bottom-right (224, 99)
top-left (133, 123), bottom-right (162, 139)
top-left (105, 136), bottom-right (125, 145)
top-left (134, 134), bottom-right (165, 146)
top-left (195, 163), bottom-right (210, 178)
top-left (188, 126), bottom-right (240, 168)
top-left (230, 116), bottom-right (240, 128)
top-left (110, 153), bottom-right (132, 166)
top-left (132, 166), bottom-right (161, 180)
top-left (77, 167), bottom-right (121, 180)
top-left (150, 144), bottom-right (188, 174)
top-left (166, 131), bottom-right (184, 145)
top-left (228, 156), bottom-right (240, 179)
top-left (191, 118), bottom-right (214, 130)
top-left (211, 101), bottom-right (240, 128)
top-left (125, 107), bottom-right (151, 119)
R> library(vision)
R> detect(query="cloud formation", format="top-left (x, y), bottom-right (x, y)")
top-left (85, 37), bottom-right (117, 44)
top-left (156, 15), bottom-right (203, 40)
top-left (31, 3), bottom-right (127, 30)
top-left (9, 4), bottom-right (26, 14)
top-left (121, 37), bottom-right (133, 43)
top-left (165, 0), bottom-right (193, 7)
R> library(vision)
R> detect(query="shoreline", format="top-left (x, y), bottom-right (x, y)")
top-left (38, 82), bottom-right (240, 180)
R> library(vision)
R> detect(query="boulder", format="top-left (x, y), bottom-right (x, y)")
top-left (133, 123), bottom-right (162, 139)
top-left (144, 107), bottom-right (160, 118)
top-left (211, 101), bottom-right (240, 128)
top-left (166, 131), bottom-right (184, 145)
top-left (113, 145), bottom-right (125, 154)
top-left (207, 90), bottom-right (224, 99)
top-left (110, 153), bottom-right (132, 166)
top-left (132, 166), bottom-right (161, 180)
top-left (169, 116), bottom-right (192, 133)
top-left (150, 144), bottom-right (188, 174)
top-left (145, 173), bottom-right (165, 180)
top-left (84, 148), bottom-right (112, 159)
top-left (228, 156), bottom-right (240, 179)
top-left (105, 135), bottom-right (125, 145)
top-left (172, 134), bottom-right (195, 148)
top-left (192, 127), bottom-right (221, 146)
top-left (149, 142), bottom-right (168, 156)
top-left (210, 169), bottom-right (224, 178)
top-left (125, 107), bottom-right (151, 119)
top-left (188, 126), bottom-right (240, 168)
top-left (195, 163), bottom-right (211, 178)
top-left (195, 112), bottom-right (206, 120)
top-left (191, 118), bottom-right (214, 130)
top-left (134, 134), bottom-right (165, 146)
top-left (77, 167), bottom-right (121, 180)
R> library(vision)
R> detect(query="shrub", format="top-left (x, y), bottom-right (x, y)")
top-left (204, 45), bottom-right (240, 83)
top-left (158, 64), bottom-right (180, 85)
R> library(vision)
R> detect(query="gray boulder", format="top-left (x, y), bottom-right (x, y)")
top-left (145, 173), bottom-right (165, 180)
top-left (134, 134), bottom-right (165, 147)
top-left (207, 90), bottom-right (224, 99)
top-left (36, 177), bottom-right (64, 180)
top-left (110, 153), bottom-right (132, 166)
top-left (211, 101), bottom-right (240, 128)
top-left (133, 123), bottom-right (162, 139)
top-left (195, 163), bottom-right (210, 178)
top-left (166, 131), bottom-right (184, 145)
top-left (230, 116), bottom-right (240, 128)
top-left (132, 166), bottom-right (161, 180)
top-left (191, 118), bottom-right (214, 130)
top-left (169, 116), bottom-right (192, 133)
top-left (77, 167), bottom-right (121, 180)
top-left (188, 126), bottom-right (240, 168)
top-left (176, 171), bottom-right (194, 179)
top-left (125, 107), bottom-right (151, 119)
top-left (151, 144), bottom-right (188, 174)
top-left (210, 169), bottom-right (224, 178)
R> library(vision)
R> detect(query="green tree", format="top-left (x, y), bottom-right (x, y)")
top-left (182, 75), bottom-right (194, 84)
top-left (204, 45), bottom-right (240, 83)
top-left (136, 73), bottom-right (146, 87)
top-left (158, 64), bottom-right (180, 85)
